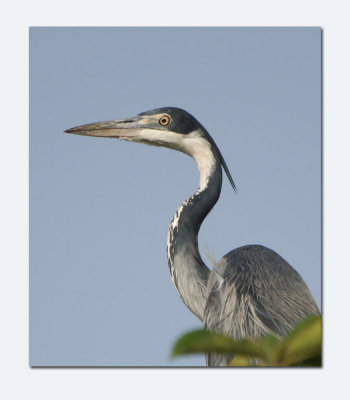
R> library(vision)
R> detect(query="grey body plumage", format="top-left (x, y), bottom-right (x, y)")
top-left (66, 107), bottom-right (320, 366)
top-left (205, 245), bottom-right (319, 366)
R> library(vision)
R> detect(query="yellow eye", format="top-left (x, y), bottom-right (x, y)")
top-left (159, 115), bottom-right (171, 126)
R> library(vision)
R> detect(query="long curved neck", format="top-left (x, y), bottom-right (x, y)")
top-left (166, 145), bottom-right (222, 321)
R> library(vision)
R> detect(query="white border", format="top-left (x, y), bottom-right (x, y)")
top-left (1, 0), bottom-right (349, 399)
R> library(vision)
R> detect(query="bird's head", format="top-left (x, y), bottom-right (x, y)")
top-left (65, 107), bottom-right (236, 191)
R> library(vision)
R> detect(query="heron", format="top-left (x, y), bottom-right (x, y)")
top-left (65, 107), bottom-right (320, 366)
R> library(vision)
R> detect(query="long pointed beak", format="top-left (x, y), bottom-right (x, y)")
top-left (65, 116), bottom-right (145, 139)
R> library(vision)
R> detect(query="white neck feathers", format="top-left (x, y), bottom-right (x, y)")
top-left (179, 130), bottom-right (217, 192)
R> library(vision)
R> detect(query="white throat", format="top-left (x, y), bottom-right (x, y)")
top-left (185, 134), bottom-right (217, 191)
top-left (138, 128), bottom-right (217, 192)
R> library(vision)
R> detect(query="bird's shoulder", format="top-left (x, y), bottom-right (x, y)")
top-left (215, 244), bottom-right (301, 279)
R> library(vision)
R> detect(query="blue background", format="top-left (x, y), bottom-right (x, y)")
top-left (30, 27), bottom-right (321, 366)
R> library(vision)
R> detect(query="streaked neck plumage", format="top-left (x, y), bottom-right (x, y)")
top-left (166, 135), bottom-right (222, 320)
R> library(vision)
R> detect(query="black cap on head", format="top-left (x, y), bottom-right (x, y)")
top-left (139, 107), bottom-right (202, 134)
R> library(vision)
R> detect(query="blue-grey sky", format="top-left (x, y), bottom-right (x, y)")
top-left (29, 27), bottom-right (321, 366)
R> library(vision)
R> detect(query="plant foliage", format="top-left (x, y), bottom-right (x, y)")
top-left (171, 315), bottom-right (321, 366)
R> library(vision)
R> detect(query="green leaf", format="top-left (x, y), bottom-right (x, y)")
top-left (257, 334), bottom-right (282, 365)
top-left (228, 354), bottom-right (256, 366)
top-left (289, 355), bottom-right (322, 367)
top-left (277, 315), bottom-right (321, 366)
top-left (171, 329), bottom-right (267, 362)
